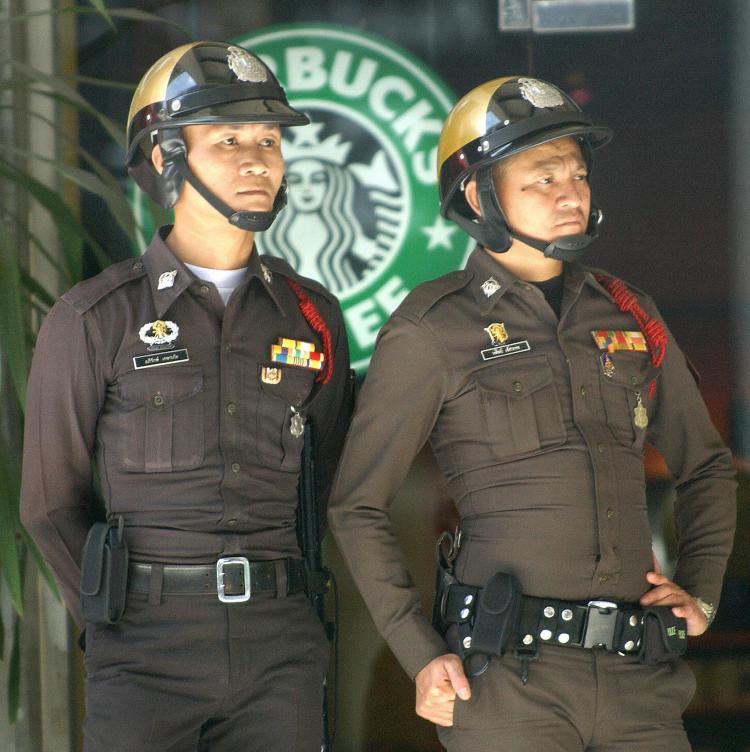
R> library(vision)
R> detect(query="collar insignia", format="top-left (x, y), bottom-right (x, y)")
top-left (260, 263), bottom-right (273, 284)
top-left (481, 276), bottom-right (501, 298)
top-left (157, 270), bottom-right (177, 290)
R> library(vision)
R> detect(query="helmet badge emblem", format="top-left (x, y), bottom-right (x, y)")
top-left (517, 77), bottom-right (564, 109)
top-left (227, 46), bottom-right (268, 83)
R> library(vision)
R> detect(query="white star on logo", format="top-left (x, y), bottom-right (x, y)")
top-left (421, 215), bottom-right (457, 251)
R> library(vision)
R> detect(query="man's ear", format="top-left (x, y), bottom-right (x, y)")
top-left (463, 175), bottom-right (482, 218)
top-left (151, 143), bottom-right (164, 175)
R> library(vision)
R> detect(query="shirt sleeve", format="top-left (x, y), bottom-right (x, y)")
top-left (327, 312), bottom-right (450, 679)
top-left (647, 319), bottom-right (737, 610)
top-left (20, 300), bottom-right (107, 628)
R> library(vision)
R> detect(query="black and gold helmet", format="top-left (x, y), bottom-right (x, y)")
top-left (437, 76), bottom-right (612, 259)
top-left (126, 41), bottom-right (309, 231)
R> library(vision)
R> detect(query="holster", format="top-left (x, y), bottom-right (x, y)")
top-left (469, 572), bottom-right (522, 658)
top-left (80, 516), bottom-right (129, 625)
top-left (639, 606), bottom-right (687, 663)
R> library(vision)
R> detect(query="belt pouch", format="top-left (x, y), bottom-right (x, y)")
top-left (470, 572), bottom-right (522, 656)
top-left (80, 516), bottom-right (129, 625)
top-left (639, 606), bottom-right (687, 663)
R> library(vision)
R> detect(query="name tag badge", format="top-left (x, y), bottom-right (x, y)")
top-left (133, 349), bottom-right (189, 369)
top-left (481, 341), bottom-right (531, 361)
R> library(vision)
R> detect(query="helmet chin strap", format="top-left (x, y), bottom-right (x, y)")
top-left (473, 167), bottom-right (600, 262)
top-left (157, 129), bottom-right (285, 232)
top-left (510, 228), bottom-right (593, 262)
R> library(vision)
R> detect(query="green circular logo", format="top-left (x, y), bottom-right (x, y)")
top-left (133, 24), bottom-right (471, 371)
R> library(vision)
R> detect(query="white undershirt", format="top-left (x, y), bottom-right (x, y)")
top-left (185, 263), bottom-right (247, 305)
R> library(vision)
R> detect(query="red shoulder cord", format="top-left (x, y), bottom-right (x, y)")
top-left (285, 278), bottom-right (334, 385)
top-left (594, 273), bottom-right (667, 399)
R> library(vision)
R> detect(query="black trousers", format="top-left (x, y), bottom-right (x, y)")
top-left (437, 643), bottom-right (696, 752)
top-left (83, 590), bottom-right (329, 752)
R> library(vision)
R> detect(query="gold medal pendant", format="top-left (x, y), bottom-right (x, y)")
top-left (633, 392), bottom-right (649, 429)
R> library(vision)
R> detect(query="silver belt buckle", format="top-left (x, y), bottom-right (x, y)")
top-left (216, 557), bottom-right (251, 603)
top-left (583, 600), bottom-right (618, 649)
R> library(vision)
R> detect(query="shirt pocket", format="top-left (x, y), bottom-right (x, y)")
top-left (598, 352), bottom-right (654, 450)
top-left (256, 366), bottom-right (315, 472)
top-left (475, 354), bottom-right (566, 462)
top-left (116, 366), bottom-right (205, 473)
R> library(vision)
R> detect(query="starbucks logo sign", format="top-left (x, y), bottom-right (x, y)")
top-left (133, 25), bottom-right (471, 371)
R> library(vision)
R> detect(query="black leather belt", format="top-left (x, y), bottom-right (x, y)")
top-left (517, 596), bottom-right (644, 655)
top-left (444, 584), bottom-right (645, 655)
top-left (128, 557), bottom-right (306, 602)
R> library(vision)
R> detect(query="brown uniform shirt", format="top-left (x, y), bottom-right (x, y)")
top-left (21, 228), bottom-right (353, 627)
top-left (328, 246), bottom-right (736, 679)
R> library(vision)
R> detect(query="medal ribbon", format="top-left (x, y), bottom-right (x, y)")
top-left (594, 273), bottom-right (666, 399)
top-left (285, 278), bottom-right (334, 385)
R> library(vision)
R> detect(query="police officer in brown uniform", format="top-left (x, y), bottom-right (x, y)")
top-left (328, 77), bottom-right (736, 750)
top-left (20, 42), bottom-right (352, 752)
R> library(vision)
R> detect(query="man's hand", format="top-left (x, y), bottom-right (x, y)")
top-left (640, 570), bottom-right (709, 636)
top-left (415, 653), bottom-right (471, 726)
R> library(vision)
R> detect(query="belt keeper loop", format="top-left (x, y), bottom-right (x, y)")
top-left (275, 559), bottom-right (288, 598)
top-left (148, 563), bottom-right (164, 605)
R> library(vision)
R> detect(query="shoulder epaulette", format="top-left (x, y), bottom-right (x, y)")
top-left (396, 270), bottom-right (472, 321)
top-left (260, 255), bottom-right (337, 305)
top-left (61, 258), bottom-right (147, 315)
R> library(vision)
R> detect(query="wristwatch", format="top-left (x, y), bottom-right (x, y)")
top-left (694, 597), bottom-right (716, 627)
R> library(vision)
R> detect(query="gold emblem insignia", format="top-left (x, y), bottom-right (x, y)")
top-left (484, 322), bottom-right (509, 346)
top-left (261, 366), bottom-right (282, 385)
top-left (139, 319), bottom-right (179, 351)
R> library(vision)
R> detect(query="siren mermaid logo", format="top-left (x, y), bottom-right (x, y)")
top-left (131, 24), bottom-right (472, 370)
top-left (265, 122), bottom-right (404, 297)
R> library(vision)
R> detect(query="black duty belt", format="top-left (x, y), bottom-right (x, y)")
top-left (444, 584), bottom-right (644, 656)
top-left (128, 557), bottom-right (306, 603)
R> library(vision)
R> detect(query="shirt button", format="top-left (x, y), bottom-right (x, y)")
top-left (226, 402), bottom-right (237, 415)
top-left (599, 575), bottom-right (610, 584)
top-left (132, 261), bottom-right (143, 271)
top-left (607, 508), bottom-right (615, 519)
top-left (630, 376), bottom-right (639, 386)
top-left (597, 444), bottom-right (605, 454)
top-left (224, 342), bottom-right (232, 353)
top-left (580, 386), bottom-right (587, 396)
top-left (231, 462), bottom-right (240, 473)
top-left (512, 381), bottom-right (523, 393)
top-left (152, 393), bottom-right (164, 408)
top-left (200, 284), bottom-right (210, 295)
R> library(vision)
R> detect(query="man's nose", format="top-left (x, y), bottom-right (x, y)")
top-left (239, 148), bottom-right (269, 174)
top-left (557, 178), bottom-right (585, 207)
